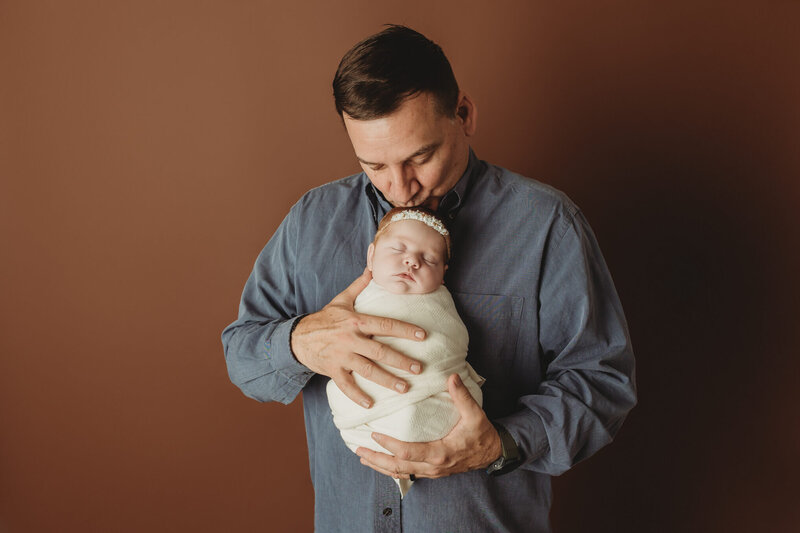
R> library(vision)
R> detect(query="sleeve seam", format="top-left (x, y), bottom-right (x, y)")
top-left (549, 206), bottom-right (580, 258)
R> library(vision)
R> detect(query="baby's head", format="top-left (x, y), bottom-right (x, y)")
top-left (367, 207), bottom-right (451, 295)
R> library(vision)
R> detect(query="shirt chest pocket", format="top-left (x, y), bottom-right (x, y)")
top-left (450, 292), bottom-right (524, 380)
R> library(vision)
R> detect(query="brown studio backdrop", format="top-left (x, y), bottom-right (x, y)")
top-left (1, 1), bottom-right (798, 531)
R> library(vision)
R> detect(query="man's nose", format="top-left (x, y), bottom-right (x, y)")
top-left (388, 165), bottom-right (416, 202)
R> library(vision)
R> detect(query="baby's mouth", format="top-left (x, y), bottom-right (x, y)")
top-left (395, 272), bottom-right (415, 281)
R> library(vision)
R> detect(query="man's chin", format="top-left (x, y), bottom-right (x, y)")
top-left (389, 199), bottom-right (421, 208)
top-left (390, 196), bottom-right (441, 210)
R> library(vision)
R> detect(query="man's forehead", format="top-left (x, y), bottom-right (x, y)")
top-left (343, 94), bottom-right (447, 163)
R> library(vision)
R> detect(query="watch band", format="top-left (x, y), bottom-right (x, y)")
top-left (486, 423), bottom-right (522, 476)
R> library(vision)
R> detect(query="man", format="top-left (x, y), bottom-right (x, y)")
top-left (222, 25), bottom-right (636, 532)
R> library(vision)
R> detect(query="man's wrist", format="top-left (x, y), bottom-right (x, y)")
top-left (288, 314), bottom-right (308, 364)
top-left (486, 423), bottom-right (522, 476)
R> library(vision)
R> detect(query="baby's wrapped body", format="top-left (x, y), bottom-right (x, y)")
top-left (326, 280), bottom-right (484, 496)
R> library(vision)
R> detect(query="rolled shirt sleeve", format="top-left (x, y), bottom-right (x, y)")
top-left (496, 208), bottom-right (637, 475)
top-left (221, 206), bottom-right (314, 405)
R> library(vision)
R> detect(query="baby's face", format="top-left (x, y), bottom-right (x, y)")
top-left (367, 219), bottom-right (448, 295)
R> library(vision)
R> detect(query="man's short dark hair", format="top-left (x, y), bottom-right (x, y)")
top-left (333, 25), bottom-right (460, 120)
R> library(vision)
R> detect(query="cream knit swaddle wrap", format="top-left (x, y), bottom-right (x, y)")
top-left (326, 280), bottom-right (484, 497)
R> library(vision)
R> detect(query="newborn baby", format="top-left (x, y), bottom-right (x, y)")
top-left (326, 206), bottom-right (484, 497)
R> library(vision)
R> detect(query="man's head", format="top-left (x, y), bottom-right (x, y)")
top-left (367, 207), bottom-right (451, 295)
top-left (333, 25), bottom-right (459, 120)
top-left (333, 26), bottom-right (477, 209)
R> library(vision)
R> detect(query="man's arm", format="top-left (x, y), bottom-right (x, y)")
top-left (221, 210), bottom-right (311, 404)
top-left (356, 207), bottom-right (636, 478)
top-left (501, 207), bottom-right (637, 475)
top-left (222, 204), bottom-right (427, 405)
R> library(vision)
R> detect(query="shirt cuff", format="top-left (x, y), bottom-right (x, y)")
top-left (268, 315), bottom-right (315, 399)
top-left (493, 410), bottom-right (550, 466)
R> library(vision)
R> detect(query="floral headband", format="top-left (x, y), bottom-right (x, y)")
top-left (389, 210), bottom-right (450, 238)
top-left (387, 209), bottom-right (451, 258)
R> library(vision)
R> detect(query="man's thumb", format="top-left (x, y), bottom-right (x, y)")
top-left (449, 373), bottom-right (477, 413)
top-left (337, 267), bottom-right (372, 304)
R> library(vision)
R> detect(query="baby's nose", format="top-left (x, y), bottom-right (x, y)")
top-left (404, 255), bottom-right (419, 268)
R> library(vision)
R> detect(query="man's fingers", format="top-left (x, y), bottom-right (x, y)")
top-left (357, 439), bottom-right (449, 478)
top-left (356, 446), bottom-right (422, 479)
top-left (334, 267), bottom-right (372, 304)
top-left (357, 313), bottom-right (426, 342)
top-left (346, 351), bottom-right (411, 394)
top-left (371, 433), bottom-right (444, 466)
top-left (334, 372), bottom-right (373, 409)
top-left (356, 337), bottom-right (423, 375)
top-left (358, 455), bottom-right (412, 479)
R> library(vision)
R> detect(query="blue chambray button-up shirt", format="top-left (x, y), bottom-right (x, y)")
top-left (222, 150), bottom-right (636, 532)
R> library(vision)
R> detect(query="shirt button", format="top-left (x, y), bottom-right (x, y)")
top-left (382, 507), bottom-right (392, 516)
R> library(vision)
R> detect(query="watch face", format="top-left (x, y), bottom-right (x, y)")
top-left (488, 456), bottom-right (520, 476)
top-left (496, 461), bottom-right (519, 475)
top-left (487, 424), bottom-right (521, 476)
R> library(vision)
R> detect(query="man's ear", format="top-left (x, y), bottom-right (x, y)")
top-left (455, 92), bottom-right (477, 137)
top-left (366, 243), bottom-right (375, 271)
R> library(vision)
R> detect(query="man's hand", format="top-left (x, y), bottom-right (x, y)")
top-left (291, 268), bottom-right (426, 408)
top-left (355, 373), bottom-right (503, 479)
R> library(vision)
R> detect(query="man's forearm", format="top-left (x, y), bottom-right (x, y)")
top-left (494, 343), bottom-right (636, 477)
top-left (222, 315), bottom-right (314, 404)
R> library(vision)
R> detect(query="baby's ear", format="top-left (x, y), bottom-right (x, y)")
top-left (366, 243), bottom-right (375, 271)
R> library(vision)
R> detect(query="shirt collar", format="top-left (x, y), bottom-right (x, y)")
top-left (365, 180), bottom-right (392, 227)
top-left (364, 148), bottom-right (483, 226)
top-left (438, 148), bottom-right (482, 219)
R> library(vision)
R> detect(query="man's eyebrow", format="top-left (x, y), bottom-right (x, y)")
top-left (405, 142), bottom-right (440, 160)
top-left (356, 142), bottom-right (441, 167)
